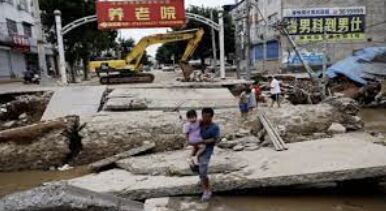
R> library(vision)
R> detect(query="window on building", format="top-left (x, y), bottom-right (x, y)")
top-left (252, 40), bottom-right (280, 61)
top-left (23, 22), bottom-right (32, 37)
top-left (266, 41), bottom-right (279, 59)
top-left (253, 44), bottom-right (264, 61)
top-left (6, 19), bottom-right (18, 35)
top-left (18, 0), bottom-right (29, 12)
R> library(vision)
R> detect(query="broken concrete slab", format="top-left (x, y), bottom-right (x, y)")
top-left (116, 149), bottom-right (247, 176)
top-left (106, 88), bottom-right (237, 110)
top-left (0, 118), bottom-right (75, 171)
top-left (109, 79), bottom-right (253, 90)
top-left (89, 142), bottom-right (156, 172)
top-left (328, 123), bottom-right (347, 134)
top-left (262, 104), bottom-right (336, 142)
top-left (104, 98), bottom-right (148, 111)
top-left (76, 109), bottom-right (258, 165)
top-left (67, 133), bottom-right (386, 201)
top-left (42, 86), bottom-right (106, 121)
top-left (0, 184), bottom-right (143, 211)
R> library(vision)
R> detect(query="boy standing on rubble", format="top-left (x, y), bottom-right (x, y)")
top-left (239, 87), bottom-right (250, 118)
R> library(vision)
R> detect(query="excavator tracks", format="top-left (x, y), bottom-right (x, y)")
top-left (99, 73), bottom-right (155, 84)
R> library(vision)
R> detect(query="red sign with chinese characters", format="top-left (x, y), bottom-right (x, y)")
top-left (11, 35), bottom-right (30, 52)
top-left (96, 0), bottom-right (186, 29)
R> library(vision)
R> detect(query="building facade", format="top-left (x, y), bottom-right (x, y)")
top-left (232, 0), bottom-right (386, 74)
top-left (0, 0), bottom-right (54, 80)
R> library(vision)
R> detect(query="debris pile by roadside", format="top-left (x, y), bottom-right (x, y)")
top-left (0, 92), bottom-right (53, 130)
top-left (176, 70), bottom-right (220, 82)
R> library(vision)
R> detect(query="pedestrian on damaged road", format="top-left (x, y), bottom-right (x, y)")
top-left (239, 86), bottom-right (250, 119)
top-left (189, 107), bottom-right (220, 202)
top-left (269, 76), bottom-right (282, 108)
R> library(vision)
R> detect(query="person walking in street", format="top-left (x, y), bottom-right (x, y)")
top-left (269, 76), bottom-right (281, 108)
top-left (248, 87), bottom-right (257, 111)
top-left (251, 81), bottom-right (262, 104)
top-left (239, 87), bottom-right (250, 119)
top-left (195, 107), bottom-right (220, 201)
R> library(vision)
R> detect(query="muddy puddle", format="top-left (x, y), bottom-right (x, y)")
top-left (359, 108), bottom-right (386, 133)
top-left (0, 167), bottom-right (89, 198)
top-left (207, 194), bottom-right (386, 211)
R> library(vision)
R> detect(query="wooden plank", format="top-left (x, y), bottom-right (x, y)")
top-left (0, 120), bottom-right (66, 143)
top-left (258, 113), bottom-right (285, 151)
top-left (262, 113), bottom-right (288, 150)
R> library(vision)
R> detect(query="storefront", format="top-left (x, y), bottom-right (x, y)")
top-left (0, 34), bottom-right (30, 80)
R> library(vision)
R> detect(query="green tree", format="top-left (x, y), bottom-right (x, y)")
top-left (39, 0), bottom-right (117, 81)
top-left (117, 38), bottom-right (151, 66)
top-left (117, 37), bottom-right (135, 59)
top-left (155, 6), bottom-right (235, 67)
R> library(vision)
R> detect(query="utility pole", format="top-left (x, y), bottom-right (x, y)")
top-left (54, 10), bottom-right (68, 85)
top-left (245, 0), bottom-right (252, 80)
top-left (210, 10), bottom-right (218, 73)
top-left (321, 28), bottom-right (328, 99)
top-left (262, 0), bottom-right (267, 73)
top-left (234, 0), bottom-right (241, 79)
top-left (33, 0), bottom-right (48, 82)
top-left (218, 9), bottom-right (226, 79)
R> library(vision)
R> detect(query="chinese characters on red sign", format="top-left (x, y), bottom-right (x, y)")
top-left (96, 0), bottom-right (185, 29)
top-left (12, 35), bottom-right (30, 52)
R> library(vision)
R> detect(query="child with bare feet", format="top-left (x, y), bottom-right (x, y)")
top-left (183, 110), bottom-right (206, 165)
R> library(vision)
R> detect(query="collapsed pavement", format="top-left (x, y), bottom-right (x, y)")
top-left (0, 96), bottom-right (365, 171)
top-left (0, 183), bottom-right (143, 211)
top-left (0, 92), bottom-right (53, 130)
top-left (0, 116), bottom-right (80, 171)
top-left (66, 133), bottom-right (386, 201)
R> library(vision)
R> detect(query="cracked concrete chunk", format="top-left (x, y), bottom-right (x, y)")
top-left (116, 149), bottom-right (246, 176)
top-left (0, 184), bottom-right (143, 211)
top-left (104, 98), bottom-right (148, 111)
top-left (68, 133), bottom-right (386, 201)
top-left (108, 88), bottom-right (237, 110)
top-left (328, 123), bottom-right (347, 134)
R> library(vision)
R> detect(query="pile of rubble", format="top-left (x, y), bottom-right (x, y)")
top-left (176, 70), bottom-right (220, 82)
top-left (0, 92), bottom-right (53, 130)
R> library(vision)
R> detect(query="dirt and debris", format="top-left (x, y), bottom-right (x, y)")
top-left (0, 116), bottom-right (79, 171)
top-left (0, 92), bottom-right (53, 131)
top-left (176, 70), bottom-right (220, 83)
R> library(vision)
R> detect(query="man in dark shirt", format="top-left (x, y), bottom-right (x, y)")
top-left (197, 107), bottom-right (220, 201)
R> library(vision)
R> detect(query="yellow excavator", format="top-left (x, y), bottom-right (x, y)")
top-left (89, 28), bottom-right (204, 84)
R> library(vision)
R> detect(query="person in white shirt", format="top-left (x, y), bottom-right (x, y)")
top-left (269, 76), bottom-right (281, 108)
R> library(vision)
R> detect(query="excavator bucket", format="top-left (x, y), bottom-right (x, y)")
top-left (180, 62), bottom-right (194, 82)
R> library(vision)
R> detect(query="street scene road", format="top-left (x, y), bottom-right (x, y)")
top-left (0, 0), bottom-right (386, 211)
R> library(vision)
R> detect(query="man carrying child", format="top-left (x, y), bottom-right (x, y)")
top-left (182, 107), bottom-right (220, 201)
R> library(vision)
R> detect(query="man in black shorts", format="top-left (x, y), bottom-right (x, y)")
top-left (268, 76), bottom-right (281, 108)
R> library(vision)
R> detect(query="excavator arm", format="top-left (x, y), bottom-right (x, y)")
top-left (125, 28), bottom-right (204, 79)
top-left (91, 28), bottom-right (204, 84)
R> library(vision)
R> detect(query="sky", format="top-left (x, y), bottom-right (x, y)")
top-left (119, 0), bottom-right (236, 57)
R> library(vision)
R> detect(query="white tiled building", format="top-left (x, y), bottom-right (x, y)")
top-left (0, 0), bottom-right (53, 80)
top-left (231, 0), bottom-right (386, 74)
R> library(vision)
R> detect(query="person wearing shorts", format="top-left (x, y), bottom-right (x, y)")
top-left (269, 76), bottom-right (281, 108)
top-left (195, 107), bottom-right (220, 201)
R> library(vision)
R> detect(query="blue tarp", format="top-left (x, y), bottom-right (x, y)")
top-left (326, 47), bottom-right (386, 85)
